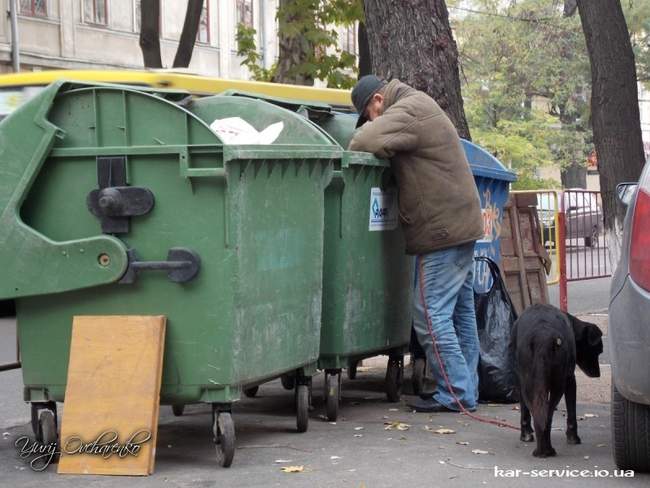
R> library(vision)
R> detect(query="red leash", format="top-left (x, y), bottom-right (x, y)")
top-left (417, 256), bottom-right (520, 431)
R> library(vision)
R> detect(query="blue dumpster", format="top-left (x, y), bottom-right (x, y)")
top-left (461, 139), bottom-right (517, 292)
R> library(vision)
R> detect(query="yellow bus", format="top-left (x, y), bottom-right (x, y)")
top-left (0, 69), bottom-right (354, 119)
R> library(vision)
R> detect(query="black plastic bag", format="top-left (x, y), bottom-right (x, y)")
top-left (474, 257), bottom-right (519, 403)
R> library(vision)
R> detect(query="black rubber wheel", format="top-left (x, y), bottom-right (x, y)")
top-left (244, 386), bottom-right (259, 398)
top-left (38, 410), bottom-right (57, 446)
top-left (347, 360), bottom-right (358, 380)
top-left (281, 374), bottom-right (295, 390)
top-left (386, 357), bottom-right (403, 403)
top-left (325, 372), bottom-right (340, 422)
top-left (296, 384), bottom-right (309, 433)
top-left (612, 383), bottom-right (650, 471)
top-left (214, 412), bottom-right (235, 468)
top-left (411, 358), bottom-right (426, 396)
top-left (172, 404), bottom-right (185, 417)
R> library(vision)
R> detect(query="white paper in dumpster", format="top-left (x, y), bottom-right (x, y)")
top-left (209, 117), bottom-right (284, 145)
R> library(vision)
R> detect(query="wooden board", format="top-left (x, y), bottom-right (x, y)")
top-left (57, 315), bottom-right (166, 476)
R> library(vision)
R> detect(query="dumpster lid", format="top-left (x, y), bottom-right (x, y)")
top-left (461, 139), bottom-right (517, 182)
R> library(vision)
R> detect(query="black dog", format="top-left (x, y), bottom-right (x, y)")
top-left (512, 304), bottom-right (603, 457)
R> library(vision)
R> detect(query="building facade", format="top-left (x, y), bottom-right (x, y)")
top-left (1, 1), bottom-right (357, 82)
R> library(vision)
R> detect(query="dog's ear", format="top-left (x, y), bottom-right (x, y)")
top-left (585, 323), bottom-right (603, 348)
top-left (568, 314), bottom-right (603, 347)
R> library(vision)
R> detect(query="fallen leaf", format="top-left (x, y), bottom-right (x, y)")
top-left (472, 449), bottom-right (489, 455)
top-left (584, 456), bottom-right (590, 460)
top-left (584, 413), bottom-right (598, 418)
top-left (281, 466), bottom-right (304, 473)
top-left (432, 428), bottom-right (456, 435)
top-left (354, 426), bottom-right (364, 431)
top-left (512, 406), bottom-right (520, 411)
top-left (275, 459), bottom-right (293, 463)
top-left (388, 408), bottom-right (399, 412)
top-left (456, 441), bottom-right (470, 446)
top-left (439, 460), bottom-right (446, 464)
top-left (354, 434), bottom-right (363, 438)
top-left (596, 443), bottom-right (606, 448)
top-left (330, 456), bottom-right (342, 460)
top-left (384, 421), bottom-right (410, 431)
top-left (329, 422), bottom-right (337, 426)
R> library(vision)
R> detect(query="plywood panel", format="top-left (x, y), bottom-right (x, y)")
top-left (57, 315), bottom-right (166, 476)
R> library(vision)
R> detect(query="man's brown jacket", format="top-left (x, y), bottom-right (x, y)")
top-left (349, 79), bottom-right (484, 255)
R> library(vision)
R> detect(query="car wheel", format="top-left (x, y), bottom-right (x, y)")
top-left (612, 383), bottom-right (650, 472)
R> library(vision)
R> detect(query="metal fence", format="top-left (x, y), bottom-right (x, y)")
top-left (520, 188), bottom-right (610, 312)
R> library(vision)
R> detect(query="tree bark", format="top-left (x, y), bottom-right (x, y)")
top-left (139, 0), bottom-right (163, 68)
top-left (575, 0), bottom-right (645, 267)
top-left (272, 0), bottom-right (314, 86)
top-left (363, 0), bottom-right (471, 139)
top-left (173, 0), bottom-right (204, 68)
top-left (357, 21), bottom-right (372, 79)
top-left (561, 162), bottom-right (587, 189)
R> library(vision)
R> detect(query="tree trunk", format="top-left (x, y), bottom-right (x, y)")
top-left (363, 0), bottom-right (471, 139)
top-left (561, 162), bottom-right (587, 189)
top-left (272, 0), bottom-right (314, 86)
top-left (139, 0), bottom-right (163, 68)
top-left (357, 21), bottom-right (372, 79)
top-left (173, 0), bottom-right (204, 68)
top-left (575, 0), bottom-right (645, 269)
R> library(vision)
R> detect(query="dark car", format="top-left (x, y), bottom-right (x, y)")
top-left (608, 167), bottom-right (650, 472)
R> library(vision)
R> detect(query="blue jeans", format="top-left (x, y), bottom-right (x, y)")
top-left (412, 242), bottom-right (479, 411)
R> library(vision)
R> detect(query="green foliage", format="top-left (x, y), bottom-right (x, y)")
top-left (623, 0), bottom-right (650, 84)
top-left (457, 0), bottom-right (592, 187)
top-left (235, 23), bottom-right (275, 82)
top-left (236, 0), bottom-right (363, 88)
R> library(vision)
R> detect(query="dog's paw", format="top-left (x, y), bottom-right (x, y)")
top-left (566, 433), bottom-right (581, 445)
top-left (520, 432), bottom-right (535, 442)
top-left (532, 447), bottom-right (557, 458)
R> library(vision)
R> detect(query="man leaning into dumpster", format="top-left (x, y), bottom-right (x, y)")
top-left (348, 75), bottom-right (484, 413)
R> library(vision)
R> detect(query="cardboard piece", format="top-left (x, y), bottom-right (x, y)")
top-left (57, 315), bottom-right (166, 476)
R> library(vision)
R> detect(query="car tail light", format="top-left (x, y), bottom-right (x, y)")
top-left (630, 166), bottom-right (650, 291)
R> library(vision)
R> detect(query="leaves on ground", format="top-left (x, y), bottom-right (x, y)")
top-left (472, 449), bottom-right (490, 455)
top-left (281, 465), bottom-right (304, 473)
top-left (384, 421), bottom-right (410, 431)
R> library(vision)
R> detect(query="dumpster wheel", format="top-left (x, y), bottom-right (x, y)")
top-left (386, 356), bottom-right (404, 402)
top-left (281, 374), bottom-right (295, 390)
top-left (172, 404), bottom-right (185, 417)
top-left (213, 412), bottom-right (235, 468)
top-left (244, 386), bottom-right (259, 398)
top-left (325, 371), bottom-right (341, 422)
top-left (411, 358), bottom-right (426, 396)
top-left (296, 384), bottom-right (310, 433)
top-left (38, 410), bottom-right (57, 446)
top-left (347, 360), bottom-right (358, 380)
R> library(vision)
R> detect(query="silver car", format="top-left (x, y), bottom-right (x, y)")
top-left (609, 166), bottom-right (650, 472)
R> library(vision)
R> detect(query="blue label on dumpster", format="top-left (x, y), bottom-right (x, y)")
top-left (368, 188), bottom-right (398, 231)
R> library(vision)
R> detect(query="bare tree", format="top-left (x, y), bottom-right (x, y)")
top-left (140, 0), bottom-right (204, 69)
top-left (140, 0), bottom-right (162, 68)
top-left (173, 0), bottom-right (204, 68)
top-left (570, 0), bottom-right (646, 266)
top-left (363, 0), bottom-right (471, 139)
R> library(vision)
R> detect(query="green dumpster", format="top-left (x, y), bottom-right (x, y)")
top-left (0, 81), bottom-right (338, 467)
top-left (211, 93), bottom-right (413, 421)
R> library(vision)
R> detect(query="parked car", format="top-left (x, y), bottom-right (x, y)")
top-left (609, 166), bottom-right (650, 472)
top-left (537, 190), bottom-right (603, 248)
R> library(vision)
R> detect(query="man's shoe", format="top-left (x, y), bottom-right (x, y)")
top-left (407, 397), bottom-right (454, 413)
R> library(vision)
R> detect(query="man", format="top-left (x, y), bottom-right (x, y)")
top-left (348, 75), bottom-right (483, 413)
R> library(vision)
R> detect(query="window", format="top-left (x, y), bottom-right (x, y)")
top-left (20, 0), bottom-right (47, 17)
top-left (83, 0), bottom-right (107, 26)
top-left (236, 0), bottom-right (253, 28)
top-left (197, 3), bottom-right (209, 43)
top-left (341, 24), bottom-right (357, 55)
